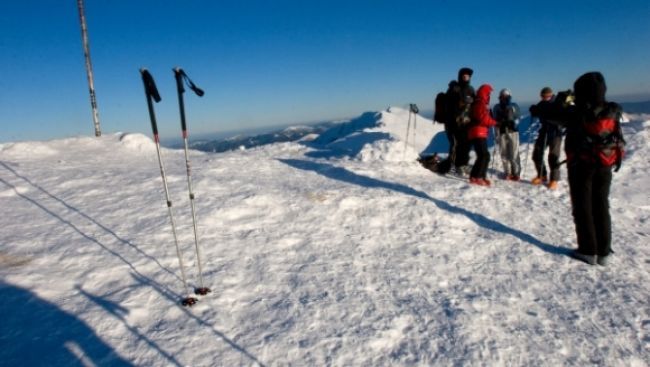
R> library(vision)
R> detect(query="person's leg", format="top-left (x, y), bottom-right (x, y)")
top-left (568, 164), bottom-right (598, 256)
top-left (469, 139), bottom-right (482, 179)
top-left (498, 133), bottom-right (510, 176)
top-left (592, 167), bottom-right (613, 257)
top-left (548, 136), bottom-right (563, 182)
top-left (510, 132), bottom-right (521, 178)
top-left (532, 133), bottom-right (547, 180)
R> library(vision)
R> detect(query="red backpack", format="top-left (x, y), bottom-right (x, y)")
top-left (578, 104), bottom-right (625, 167)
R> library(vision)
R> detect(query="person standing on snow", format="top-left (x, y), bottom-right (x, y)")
top-left (533, 72), bottom-right (625, 266)
top-left (468, 84), bottom-right (497, 186)
top-left (437, 67), bottom-right (476, 175)
top-left (492, 88), bottom-right (522, 180)
top-left (529, 87), bottom-right (564, 189)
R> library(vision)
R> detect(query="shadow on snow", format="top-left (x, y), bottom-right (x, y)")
top-left (0, 161), bottom-right (267, 367)
top-left (278, 158), bottom-right (569, 257)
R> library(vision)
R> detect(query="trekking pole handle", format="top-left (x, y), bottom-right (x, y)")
top-left (173, 67), bottom-right (204, 97)
top-left (140, 68), bottom-right (161, 102)
top-left (140, 68), bottom-right (162, 137)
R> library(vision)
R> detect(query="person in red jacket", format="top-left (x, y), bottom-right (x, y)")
top-left (468, 84), bottom-right (497, 186)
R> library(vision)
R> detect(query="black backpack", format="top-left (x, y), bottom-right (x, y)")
top-left (434, 92), bottom-right (447, 123)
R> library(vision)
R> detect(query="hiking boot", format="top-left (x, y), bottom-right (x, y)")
top-left (482, 178), bottom-right (492, 186)
top-left (570, 250), bottom-right (597, 265)
top-left (469, 177), bottom-right (489, 186)
top-left (597, 255), bottom-right (610, 266)
top-left (531, 176), bottom-right (547, 185)
top-left (507, 175), bottom-right (520, 181)
top-left (547, 180), bottom-right (558, 190)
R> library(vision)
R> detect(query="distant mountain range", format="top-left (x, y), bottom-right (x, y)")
top-left (621, 100), bottom-right (650, 114)
top-left (178, 100), bottom-right (650, 153)
top-left (182, 121), bottom-right (338, 153)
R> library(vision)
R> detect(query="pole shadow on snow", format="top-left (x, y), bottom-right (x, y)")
top-left (0, 162), bottom-right (267, 366)
top-left (77, 285), bottom-right (185, 367)
top-left (0, 161), bottom-right (178, 281)
top-left (278, 158), bottom-right (570, 256)
top-left (0, 175), bottom-right (180, 291)
top-left (0, 281), bottom-right (133, 366)
top-left (129, 272), bottom-right (268, 367)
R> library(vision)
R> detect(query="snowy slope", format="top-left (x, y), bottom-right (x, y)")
top-left (0, 107), bottom-right (648, 366)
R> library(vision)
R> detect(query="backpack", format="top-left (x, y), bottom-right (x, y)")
top-left (578, 103), bottom-right (625, 168)
top-left (434, 92), bottom-right (446, 123)
top-left (455, 94), bottom-right (473, 126)
top-left (417, 153), bottom-right (443, 173)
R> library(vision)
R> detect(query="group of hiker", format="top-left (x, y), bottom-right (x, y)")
top-left (431, 68), bottom-right (626, 266)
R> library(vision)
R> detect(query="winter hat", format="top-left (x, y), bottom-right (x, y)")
top-left (540, 87), bottom-right (553, 96)
top-left (499, 88), bottom-right (511, 98)
top-left (574, 72), bottom-right (606, 106)
top-left (458, 67), bottom-right (473, 80)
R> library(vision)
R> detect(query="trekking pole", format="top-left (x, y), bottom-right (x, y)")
top-left (411, 104), bottom-right (418, 150)
top-left (140, 68), bottom-right (197, 307)
top-left (489, 126), bottom-right (499, 179)
top-left (404, 103), bottom-right (419, 160)
top-left (404, 108), bottom-right (412, 160)
top-left (173, 67), bottom-right (210, 296)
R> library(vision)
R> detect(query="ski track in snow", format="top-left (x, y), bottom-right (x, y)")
top-left (1, 110), bottom-right (649, 366)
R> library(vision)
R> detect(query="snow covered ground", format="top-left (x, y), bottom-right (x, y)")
top-left (1, 107), bottom-right (648, 366)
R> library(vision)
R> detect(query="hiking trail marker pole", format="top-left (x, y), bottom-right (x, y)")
top-left (173, 67), bottom-right (210, 296)
top-left (76, 0), bottom-right (101, 137)
top-left (404, 103), bottom-right (419, 160)
top-left (140, 68), bottom-right (197, 307)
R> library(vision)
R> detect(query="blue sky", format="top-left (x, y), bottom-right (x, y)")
top-left (1, 0), bottom-right (649, 142)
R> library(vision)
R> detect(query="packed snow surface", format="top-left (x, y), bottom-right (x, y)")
top-left (1, 107), bottom-right (649, 366)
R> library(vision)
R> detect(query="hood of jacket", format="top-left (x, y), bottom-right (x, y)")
top-left (476, 84), bottom-right (493, 104)
top-left (574, 72), bottom-right (606, 107)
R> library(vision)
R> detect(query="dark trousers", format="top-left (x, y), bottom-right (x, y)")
top-left (532, 133), bottom-right (562, 181)
top-left (568, 162), bottom-right (612, 256)
top-left (454, 128), bottom-right (471, 168)
top-left (470, 138), bottom-right (490, 179)
top-left (441, 123), bottom-right (470, 173)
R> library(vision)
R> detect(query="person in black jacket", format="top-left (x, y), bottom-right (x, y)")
top-left (529, 87), bottom-right (564, 189)
top-left (437, 67), bottom-right (476, 175)
top-left (535, 72), bottom-right (625, 266)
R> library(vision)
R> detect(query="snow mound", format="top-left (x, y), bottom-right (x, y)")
top-left (312, 107), bottom-right (447, 161)
top-left (118, 133), bottom-right (156, 153)
top-left (0, 141), bottom-right (58, 159)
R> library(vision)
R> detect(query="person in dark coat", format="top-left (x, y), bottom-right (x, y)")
top-left (438, 67), bottom-right (476, 175)
top-left (534, 72), bottom-right (625, 265)
top-left (468, 84), bottom-right (497, 186)
top-left (529, 87), bottom-right (564, 189)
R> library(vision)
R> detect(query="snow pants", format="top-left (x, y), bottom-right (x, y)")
top-left (567, 162), bottom-right (613, 256)
top-left (497, 131), bottom-right (521, 177)
top-left (470, 138), bottom-right (490, 179)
